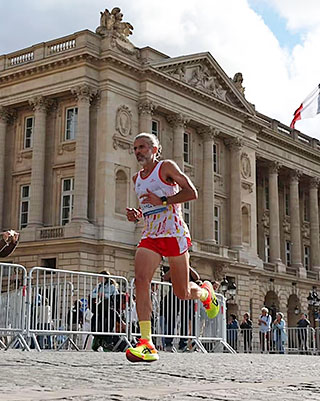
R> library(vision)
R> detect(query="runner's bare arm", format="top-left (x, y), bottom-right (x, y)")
top-left (126, 174), bottom-right (142, 222)
top-left (140, 160), bottom-right (198, 206)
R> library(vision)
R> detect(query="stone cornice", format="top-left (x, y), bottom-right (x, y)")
top-left (258, 127), bottom-right (320, 163)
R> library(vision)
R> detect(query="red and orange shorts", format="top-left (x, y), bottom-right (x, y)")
top-left (138, 236), bottom-right (192, 257)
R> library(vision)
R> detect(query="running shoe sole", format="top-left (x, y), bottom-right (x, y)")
top-left (125, 348), bottom-right (159, 363)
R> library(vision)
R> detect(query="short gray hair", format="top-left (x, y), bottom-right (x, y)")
top-left (261, 307), bottom-right (268, 313)
top-left (134, 133), bottom-right (162, 159)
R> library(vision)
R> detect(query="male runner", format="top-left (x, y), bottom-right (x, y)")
top-left (125, 133), bottom-right (219, 362)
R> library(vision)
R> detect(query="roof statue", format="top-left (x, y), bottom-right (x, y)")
top-left (96, 7), bottom-right (133, 41)
top-left (232, 72), bottom-right (245, 95)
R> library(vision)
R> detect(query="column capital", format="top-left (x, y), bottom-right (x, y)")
top-left (138, 99), bottom-right (156, 116)
top-left (310, 177), bottom-right (320, 189)
top-left (224, 136), bottom-right (243, 150)
top-left (290, 169), bottom-right (302, 183)
top-left (71, 84), bottom-right (98, 104)
top-left (198, 126), bottom-right (219, 142)
top-left (167, 113), bottom-right (189, 128)
top-left (29, 96), bottom-right (50, 113)
top-left (268, 161), bottom-right (282, 174)
top-left (0, 106), bottom-right (9, 123)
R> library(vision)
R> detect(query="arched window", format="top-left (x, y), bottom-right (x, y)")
top-left (242, 205), bottom-right (250, 244)
top-left (115, 170), bottom-right (128, 215)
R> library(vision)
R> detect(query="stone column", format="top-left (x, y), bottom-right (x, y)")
top-left (0, 106), bottom-right (8, 231)
top-left (28, 96), bottom-right (49, 227)
top-left (290, 170), bottom-right (303, 269)
top-left (71, 85), bottom-right (97, 223)
top-left (167, 113), bottom-right (189, 171)
top-left (268, 162), bottom-right (282, 263)
top-left (227, 137), bottom-right (243, 249)
top-left (138, 100), bottom-right (155, 133)
top-left (200, 126), bottom-right (217, 241)
top-left (309, 177), bottom-right (320, 270)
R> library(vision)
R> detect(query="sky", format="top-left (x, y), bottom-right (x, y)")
top-left (1, 0), bottom-right (320, 139)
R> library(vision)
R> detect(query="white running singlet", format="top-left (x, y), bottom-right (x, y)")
top-left (135, 161), bottom-right (190, 239)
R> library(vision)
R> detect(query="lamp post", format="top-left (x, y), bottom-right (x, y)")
top-left (307, 288), bottom-right (320, 328)
top-left (220, 278), bottom-right (237, 301)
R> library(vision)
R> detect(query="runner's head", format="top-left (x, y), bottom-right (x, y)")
top-left (133, 133), bottom-right (162, 165)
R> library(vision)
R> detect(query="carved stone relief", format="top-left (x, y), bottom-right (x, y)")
top-left (241, 153), bottom-right (251, 179)
top-left (282, 217), bottom-right (290, 234)
top-left (112, 134), bottom-right (133, 154)
top-left (116, 105), bottom-right (132, 137)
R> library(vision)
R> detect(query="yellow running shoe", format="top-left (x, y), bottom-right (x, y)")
top-left (201, 281), bottom-right (220, 319)
top-left (126, 339), bottom-right (159, 363)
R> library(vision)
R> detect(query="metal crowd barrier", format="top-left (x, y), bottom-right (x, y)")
top-left (226, 327), bottom-right (316, 354)
top-left (0, 263), bottom-right (30, 351)
top-left (128, 279), bottom-right (231, 353)
top-left (26, 267), bottom-right (131, 352)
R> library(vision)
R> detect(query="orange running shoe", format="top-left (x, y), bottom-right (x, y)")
top-left (126, 339), bottom-right (159, 363)
top-left (201, 281), bottom-right (220, 319)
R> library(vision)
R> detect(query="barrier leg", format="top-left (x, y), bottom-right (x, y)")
top-left (58, 336), bottom-right (80, 351)
top-left (194, 339), bottom-right (207, 354)
top-left (31, 333), bottom-right (41, 352)
top-left (0, 339), bottom-right (6, 349)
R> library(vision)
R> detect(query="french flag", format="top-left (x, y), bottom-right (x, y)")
top-left (290, 84), bottom-right (320, 129)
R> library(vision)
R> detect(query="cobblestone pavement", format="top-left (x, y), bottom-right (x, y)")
top-left (1, 350), bottom-right (320, 401)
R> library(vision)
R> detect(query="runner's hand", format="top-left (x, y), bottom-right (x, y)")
top-left (140, 189), bottom-right (162, 205)
top-left (126, 208), bottom-right (142, 222)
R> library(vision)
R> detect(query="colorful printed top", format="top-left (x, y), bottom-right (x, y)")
top-left (135, 161), bottom-right (190, 239)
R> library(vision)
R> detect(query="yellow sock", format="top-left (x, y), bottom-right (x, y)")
top-left (200, 288), bottom-right (209, 302)
top-left (139, 320), bottom-right (152, 342)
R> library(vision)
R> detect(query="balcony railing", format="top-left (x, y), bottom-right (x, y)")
top-left (0, 30), bottom-right (100, 71)
top-left (39, 227), bottom-right (64, 240)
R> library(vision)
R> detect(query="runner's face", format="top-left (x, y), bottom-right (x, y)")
top-left (133, 138), bottom-right (157, 166)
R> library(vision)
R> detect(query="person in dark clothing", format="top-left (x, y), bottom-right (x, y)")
top-left (297, 313), bottom-right (310, 354)
top-left (240, 312), bottom-right (253, 353)
top-left (161, 265), bottom-right (199, 351)
top-left (227, 314), bottom-right (239, 351)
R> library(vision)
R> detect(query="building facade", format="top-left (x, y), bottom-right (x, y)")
top-left (1, 8), bottom-right (320, 327)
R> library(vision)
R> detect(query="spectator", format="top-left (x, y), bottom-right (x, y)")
top-left (297, 313), bottom-right (310, 354)
top-left (240, 312), bottom-right (253, 353)
top-left (91, 271), bottom-right (119, 302)
top-left (0, 230), bottom-right (19, 257)
top-left (161, 266), bottom-right (199, 352)
top-left (273, 312), bottom-right (286, 354)
top-left (227, 314), bottom-right (239, 351)
top-left (67, 300), bottom-right (83, 348)
top-left (37, 297), bottom-right (53, 349)
top-left (258, 307), bottom-right (272, 353)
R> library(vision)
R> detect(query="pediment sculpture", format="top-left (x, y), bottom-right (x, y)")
top-left (166, 63), bottom-right (227, 101)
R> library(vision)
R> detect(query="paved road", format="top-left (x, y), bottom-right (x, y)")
top-left (1, 351), bottom-right (320, 400)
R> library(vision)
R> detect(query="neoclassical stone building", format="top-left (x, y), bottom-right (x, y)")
top-left (1, 8), bottom-right (319, 326)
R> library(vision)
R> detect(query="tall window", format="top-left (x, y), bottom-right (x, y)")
top-left (183, 201), bottom-right (190, 227)
top-left (304, 246), bottom-right (310, 270)
top-left (304, 193), bottom-right (310, 221)
top-left (24, 116), bottom-right (34, 149)
top-left (183, 132), bottom-right (190, 164)
top-left (265, 236), bottom-right (270, 263)
top-left (285, 240), bottom-right (291, 266)
top-left (213, 143), bottom-right (219, 173)
top-left (285, 187), bottom-right (290, 216)
top-left (214, 205), bottom-right (220, 244)
top-left (61, 178), bottom-right (74, 225)
top-left (19, 185), bottom-right (30, 229)
top-left (151, 120), bottom-right (159, 137)
top-left (65, 107), bottom-right (78, 141)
